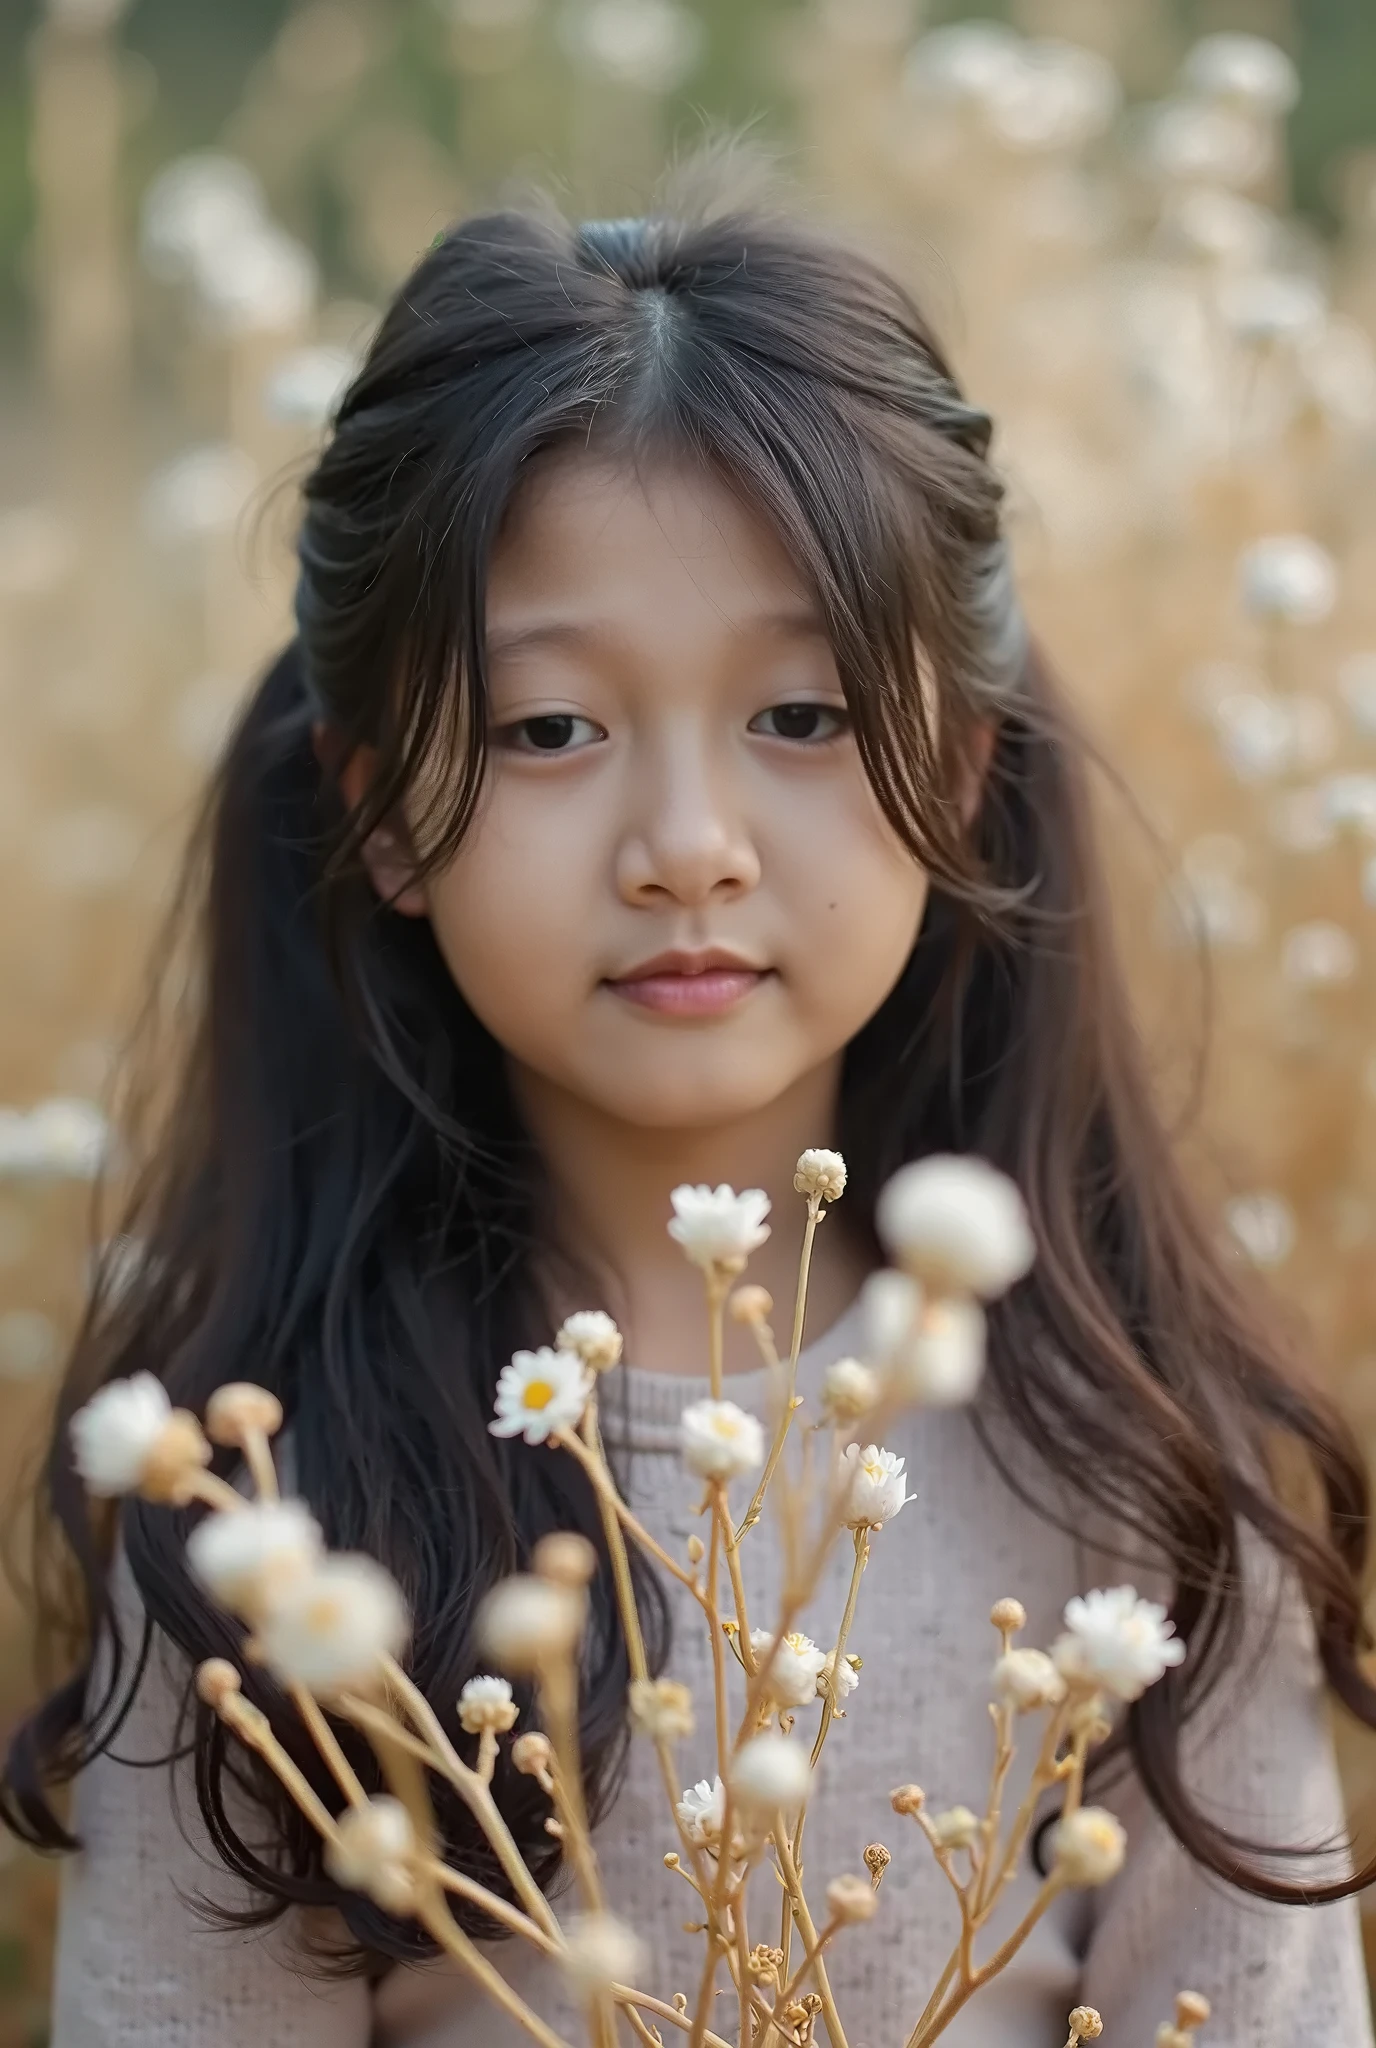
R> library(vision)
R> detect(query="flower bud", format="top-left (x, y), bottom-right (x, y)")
top-left (728, 1285), bottom-right (773, 1326)
top-left (533, 1531), bottom-right (598, 1589)
top-left (931, 1806), bottom-right (979, 1851)
top-left (1068, 2008), bottom-right (1104, 2041)
top-left (511, 1731), bottom-right (553, 1778)
top-left (1053, 1807), bottom-right (1126, 1887)
top-left (990, 1597), bottom-right (1026, 1635)
top-left (794, 1149), bottom-right (847, 1203)
top-left (205, 1383), bottom-right (284, 1446)
top-left (825, 1873), bottom-right (877, 1924)
top-left (890, 1783), bottom-right (925, 1817)
top-left (195, 1658), bottom-right (242, 1710)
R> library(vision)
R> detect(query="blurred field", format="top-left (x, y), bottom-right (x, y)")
top-left (4, 1), bottom-right (1376, 2040)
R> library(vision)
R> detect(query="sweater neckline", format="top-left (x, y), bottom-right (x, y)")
top-left (596, 1292), bottom-right (866, 1454)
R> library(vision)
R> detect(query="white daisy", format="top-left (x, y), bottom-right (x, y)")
top-left (254, 1554), bottom-right (409, 1695)
top-left (457, 1674), bottom-right (518, 1735)
top-left (70, 1373), bottom-right (176, 1496)
top-left (750, 1629), bottom-right (828, 1709)
top-left (838, 1443), bottom-right (909, 1529)
top-left (477, 1574), bottom-right (583, 1674)
top-left (1052, 1586), bottom-right (1186, 1701)
top-left (667, 1184), bottom-right (771, 1269)
top-left (186, 1499), bottom-right (323, 1618)
top-left (679, 1399), bottom-right (765, 1482)
top-left (675, 1774), bottom-right (726, 1845)
top-left (793, 1149), bottom-right (847, 1203)
top-left (555, 1310), bottom-right (623, 1373)
top-left (876, 1155), bottom-right (1035, 1298)
top-left (489, 1347), bottom-right (591, 1445)
top-left (1052, 1806), bottom-right (1126, 1886)
top-left (992, 1647), bottom-right (1066, 1712)
top-left (729, 1734), bottom-right (810, 1820)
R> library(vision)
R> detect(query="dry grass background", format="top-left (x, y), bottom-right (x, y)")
top-left (3, 0), bottom-right (1376, 2039)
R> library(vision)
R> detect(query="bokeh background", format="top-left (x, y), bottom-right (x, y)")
top-left (4, 0), bottom-right (1376, 2039)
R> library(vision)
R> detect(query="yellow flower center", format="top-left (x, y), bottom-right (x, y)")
top-left (523, 1379), bottom-right (556, 1411)
top-left (710, 1412), bottom-right (738, 1436)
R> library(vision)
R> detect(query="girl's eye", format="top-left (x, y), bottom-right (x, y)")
top-left (498, 713), bottom-right (605, 755)
top-left (748, 701), bottom-right (849, 743)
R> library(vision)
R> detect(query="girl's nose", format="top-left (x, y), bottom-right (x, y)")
top-left (614, 732), bottom-right (762, 909)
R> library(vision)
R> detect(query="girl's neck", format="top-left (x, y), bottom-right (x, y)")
top-left (508, 1054), bottom-right (872, 1376)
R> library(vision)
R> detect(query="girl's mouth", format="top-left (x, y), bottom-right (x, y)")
top-left (605, 949), bottom-right (770, 1017)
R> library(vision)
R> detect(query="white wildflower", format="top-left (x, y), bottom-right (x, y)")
top-left (793, 1148), bottom-right (847, 1203)
top-left (489, 1347), bottom-right (591, 1445)
top-left (668, 1184), bottom-right (771, 1269)
top-left (729, 1733), bottom-right (811, 1820)
top-left (629, 1677), bottom-right (694, 1741)
top-left (821, 1356), bottom-right (879, 1424)
top-left (325, 1795), bottom-right (417, 1915)
top-left (876, 1155), bottom-right (1035, 1298)
top-left (680, 1399), bottom-right (765, 1482)
top-left (1052, 1586), bottom-right (1186, 1701)
top-left (255, 1554), bottom-right (409, 1695)
top-left (563, 1911), bottom-right (647, 1996)
top-left (675, 1774), bottom-right (726, 1845)
top-left (826, 1872), bottom-right (877, 1924)
top-left (1052, 1806), bottom-right (1126, 1887)
top-left (458, 1674), bottom-right (518, 1735)
top-left (1181, 32), bottom-right (1299, 117)
top-left (838, 1443), bottom-right (909, 1530)
top-left (69, 1373), bottom-right (208, 1500)
top-left (750, 1629), bottom-right (828, 1710)
top-left (555, 1310), bottom-right (623, 1373)
top-left (819, 1649), bottom-right (860, 1703)
top-left (186, 1499), bottom-right (323, 1619)
top-left (1238, 535), bottom-right (1337, 627)
top-left (931, 1806), bottom-right (980, 1850)
top-left (992, 1647), bottom-right (1067, 1712)
top-left (477, 1573), bottom-right (583, 1674)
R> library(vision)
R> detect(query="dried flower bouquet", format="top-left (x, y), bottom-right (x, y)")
top-left (69, 1150), bottom-right (1209, 2048)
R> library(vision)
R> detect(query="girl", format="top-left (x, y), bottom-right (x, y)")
top-left (5, 160), bottom-right (1375, 2047)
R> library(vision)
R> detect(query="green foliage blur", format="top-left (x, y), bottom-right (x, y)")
top-left (1, 0), bottom-right (1375, 359)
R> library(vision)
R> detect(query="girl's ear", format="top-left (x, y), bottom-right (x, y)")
top-left (311, 726), bottom-right (429, 919)
top-left (960, 718), bottom-right (998, 827)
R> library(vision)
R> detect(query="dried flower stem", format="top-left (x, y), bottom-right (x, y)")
top-left (555, 1427), bottom-right (700, 1594)
top-left (240, 1426), bottom-right (278, 1502)
top-left (977, 1701), bottom-right (1071, 1919)
top-left (908, 1877), bottom-right (1068, 2048)
top-left (735, 1198), bottom-right (820, 1544)
top-left (183, 1468), bottom-right (252, 1516)
top-left (377, 1653), bottom-right (562, 1942)
top-left (771, 1825), bottom-right (847, 2048)
top-left (707, 1268), bottom-right (729, 1400)
top-left (768, 1914), bottom-right (840, 2025)
top-left (969, 1699), bottom-right (1015, 1920)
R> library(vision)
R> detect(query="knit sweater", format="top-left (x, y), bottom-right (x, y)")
top-left (50, 1298), bottom-right (1374, 2048)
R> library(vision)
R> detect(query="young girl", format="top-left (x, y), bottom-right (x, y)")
top-left (5, 164), bottom-right (1376, 2048)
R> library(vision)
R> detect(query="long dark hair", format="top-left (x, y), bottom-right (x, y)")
top-left (5, 153), bottom-right (1374, 1967)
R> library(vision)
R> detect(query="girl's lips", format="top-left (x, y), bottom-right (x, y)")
top-left (608, 968), bottom-right (768, 1016)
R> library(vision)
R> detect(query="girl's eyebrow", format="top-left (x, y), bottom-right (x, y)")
top-left (484, 604), bottom-right (829, 660)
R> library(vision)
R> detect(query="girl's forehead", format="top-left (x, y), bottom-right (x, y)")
top-left (485, 447), bottom-right (825, 652)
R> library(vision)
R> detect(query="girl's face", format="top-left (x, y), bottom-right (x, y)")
top-left (374, 450), bottom-right (932, 1131)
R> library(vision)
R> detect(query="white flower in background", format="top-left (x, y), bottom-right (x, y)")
top-left (1052, 1587), bottom-right (1186, 1701)
top-left (1157, 187), bottom-right (1273, 270)
top-left (793, 1148), bottom-right (847, 1203)
top-left (819, 1649), bottom-right (861, 1703)
top-left (668, 1184), bottom-right (771, 1269)
top-left (675, 1774), bottom-right (726, 1845)
top-left (821, 1356), bottom-right (880, 1425)
top-left (186, 1500), bottom-right (323, 1617)
top-left (750, 1629), bottom-right (828, 1709)
top-left (140, 153), bottom-right (267, 283)
top-left (729, 1733), bottom-right (811, 1820)
top-left (263, 344), bottom-right (357, 428)
top-left (477, 1574), bottom-right (583, 1673)
top-left (1144, 98), bottom-right (1270, 191)
top-left (1223, 1190), bottom-right (1295, 1267)
top-left (0, 1098), bottom-right (112, 1181)
top-left (255, 1554), bottom-right (409, 1694)
top-left (566, 0), bottom-right (704, 96)
top-left (629, 1676), bottom-right (694, 1741)
top-left (1320, 773), bottom-right (1376, 837)
top-left (902, 20), bottom-right (1023, 106)
top-left (458, 1674), bottom-right (519, 1735)
top-left (142, 444), bottom-right (258, 545)
top-left (325, 1794), bottom-right (417, 1914)
top-left (555, 1310), bottom-right (623, 1373)
top-left (1181, 33), bottom-right (1299, 118)
top-left (563, 1910), bottom-right (647, 1996)
top-left (876, 1155), bottom-right (1035, 1298)
top-left (1338, 653), bottom-right (1376, 738)
top-left (489, 1347), bottom-right (591, 1444)
top-left (930, 1805), bottom-right (980, 1850)
top-left (70, 1373), bottom-right (201, 1497)
top-left (1238, 535), bottom-right (1337, 627)
top-left (993, 1647), bottom-right (1067, 1712)
top-left (680, 1399), bottom-right (765, 1482)
top-left (888, 1297), bottom-right (987, 1407)
top-left (1281, 920), bottom-right (1357, 988)
top-left (838, 1443), bottom-right (909, 1530)
top-left (1052, 1806), bottom-right (1127, 1886)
